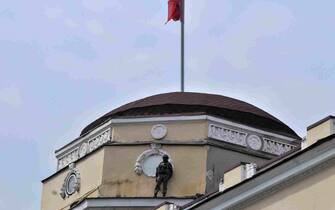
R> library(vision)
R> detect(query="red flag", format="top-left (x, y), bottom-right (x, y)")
top-left (167, 0), bottom-right (182, 23)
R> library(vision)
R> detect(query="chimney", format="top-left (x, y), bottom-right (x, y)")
top-left (306, 116), bottom-right (335, 148)
top-left (223, 162), bottom-right (257, 189)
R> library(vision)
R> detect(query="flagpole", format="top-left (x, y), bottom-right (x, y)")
top-left (181, 0), bottom-right (185, 92)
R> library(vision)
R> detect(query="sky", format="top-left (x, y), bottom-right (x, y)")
top-left (1, 0), bottom-right (335, 209)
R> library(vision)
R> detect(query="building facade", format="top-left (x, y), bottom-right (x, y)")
top-left (41, 92), bottom-right (302, 210)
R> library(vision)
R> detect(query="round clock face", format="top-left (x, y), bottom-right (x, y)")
top-left (66, 174), bottom-right (77, 195)
top-left (246, 135), bottom-right (263, 151)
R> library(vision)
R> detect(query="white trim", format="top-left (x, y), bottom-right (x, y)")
top-left (55, 121), bottom-right (112, 157)
top-left (71, 198), bottom-right (193, 210)
top-left (110, 115), bottom-right (297, 142)
top-left (56, 115), bottom-right (297, 162)
top-left (110, 115), bottom-right (208, 123)
top-left (210, 146), bottom-right (335, 210)
top-left (206, 116), bottom-right (296, 142)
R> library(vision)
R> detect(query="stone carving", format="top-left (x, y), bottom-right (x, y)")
top-left (60, 163), bottom-right (80, 199)
top-left (208, 124), bottom-right (296, 156)
top-left (58, 149), bottom-right (79, 170)
top-left (58, 128), bottom-right (111, 170)
top-left (246, 135), bottom-right (263, 151)
top-left (154, 155), bottom-right (173, 197)
top-left (87, 129), bottom-right (110, 152)
top-left (208, 124), bottom-right (247, 147)
top-left (79, 142), bottom-right (88, 158)
top-left (134, 144), bottom-right (173, 177)
top-left (262, 139), bottom-right (296, 155)
top-left (151, 124), bottom-right (168, 140)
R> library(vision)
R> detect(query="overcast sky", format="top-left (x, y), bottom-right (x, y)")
top-left (1, 0), bottom-right (335, 209)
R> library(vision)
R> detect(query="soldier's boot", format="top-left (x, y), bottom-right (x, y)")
top-left (154, 186), bottom-right (160, 198)
top-left (162, 182), bottom-right (167, 197)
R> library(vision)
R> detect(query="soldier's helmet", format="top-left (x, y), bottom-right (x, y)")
top-left (162, 154), bottom-right (169, 160)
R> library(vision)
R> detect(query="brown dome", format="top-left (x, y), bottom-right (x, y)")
top-left (80, 92), bottom-right (300, 139)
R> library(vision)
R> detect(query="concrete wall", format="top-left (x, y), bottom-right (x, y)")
top-left (100, 145), bottom-right (207, 197)
top-left (112, 121), bottom-right (208, 142)
top-left (245, 162), bottom-right (335, 210)
top-left (41, 149), bottom-right (105, 210)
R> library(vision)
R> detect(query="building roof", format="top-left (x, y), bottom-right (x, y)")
top-left (80, 92), bottom-right (300, 139)
top-left (307, 115), bottom-right (335, 130)
top-left (181, 133), bottom-right (335, 210)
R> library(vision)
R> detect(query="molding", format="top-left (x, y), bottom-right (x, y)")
top-left (262, 138), bottom-right (295, 156)
top-left (151, 124), bottom-right (168, 140)
top-left (71, 198), bottom-right (193, 210)
top-left (54, 114), bottom-right (298, 170)
top-left (206, 116), bottom-right (298, 142)
top-left (108, 115), bottom-right (298, 142)
top-left (134, 144), bottom-right (173, 177)
top-left (210, 145), bottom-right (335, 210)
top-left (110, 115), bottom-right (209, 123)
top-left (208, 124), bottom-right (296, 156)
top-left (60, 163), bottom-right (80, 199)
top-left (57, 128), bottom-right (112, 170)
top-left (55, 115), bottom-right (296, 161)
top-left (55, 121), bottom-right (112, 157)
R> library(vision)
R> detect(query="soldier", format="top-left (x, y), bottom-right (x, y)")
top-left (154, 154), bottom-right (173, 197)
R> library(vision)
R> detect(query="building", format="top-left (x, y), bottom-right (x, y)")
top-left (40, 92), bottom-right (302, 210)
top-left (177, 116), bottom-right (335, 210)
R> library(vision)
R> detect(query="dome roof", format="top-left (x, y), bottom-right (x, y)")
top-left (80, 92), bottom-right (300, 139)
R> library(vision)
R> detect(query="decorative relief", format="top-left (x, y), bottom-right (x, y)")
top-left (58, 149), bottom-right (79, 170)
top-left (262, 139), bottom-right (296, 156)
top-left (134, 144), bottom-right (173, 177)
top-left (208, 124), bottom-right (296, 156)
top-left (79, 143), bottom-right (88, 158)
top-left (60, 163), bottom-right (80, 199)
top-left (208, 124), bottom-right (247, 147)
top-left (57, 128), bottom-right (111, 170)
top-left (87, 129), bottom-right (111, 152)
top-left (246, 135), bottom-right (263, 151)
top-left (151, 124), bottom-right (168, 140)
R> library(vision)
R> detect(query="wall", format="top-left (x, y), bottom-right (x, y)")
top-left (224, 166), bottom-right (243, 189)
top-left (245, 162), bottom-right (335, 210)
top-left (206, 146), bottom-right (270, 193)
top-left (100, 145), bottom-right (207, 197)
top-left (307, 119), bottom-right (333, 147)
top-left (41, 149), bottom-right (105, 210)
top-left (112, 120), bottom-right (208, 142)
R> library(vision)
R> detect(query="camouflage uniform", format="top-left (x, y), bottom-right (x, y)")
top-left (154, 155), bottom-right (173, 197)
